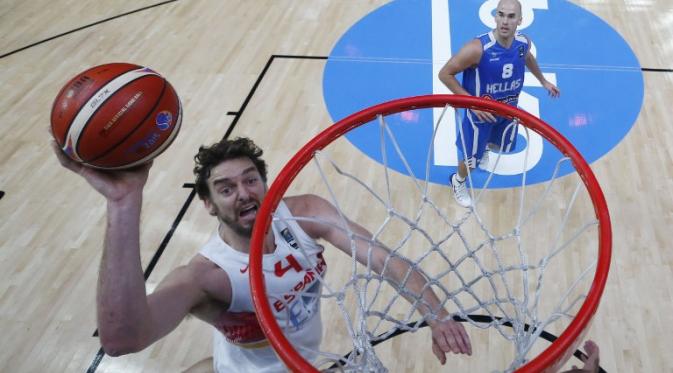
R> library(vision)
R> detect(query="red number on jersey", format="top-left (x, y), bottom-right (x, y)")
top-left (274, 254), bottom-right (303, 277)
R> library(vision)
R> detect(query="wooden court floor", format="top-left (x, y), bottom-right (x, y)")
top-left (1, 0), bottom-right (672, 371)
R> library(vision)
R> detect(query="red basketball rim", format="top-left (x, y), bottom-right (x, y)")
top-left (249, 94), bottom-right (612, 372)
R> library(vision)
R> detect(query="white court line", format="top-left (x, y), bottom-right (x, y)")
top-left (432, 0), bottom-right (457, 166)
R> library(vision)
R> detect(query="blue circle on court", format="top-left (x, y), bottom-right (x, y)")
top-left (322, 0), bottom-right (643, 188)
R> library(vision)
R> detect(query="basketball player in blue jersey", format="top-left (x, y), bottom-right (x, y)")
top-left (438, 0), bottom-right (560, 207)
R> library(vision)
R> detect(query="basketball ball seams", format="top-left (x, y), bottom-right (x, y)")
top-left (67, 68), bottom-right (161, 160)
top-left (51, 63), bottom-right (182, 169)
top-left (107, 94), bottom-right (183, 170)
top-left (77, 75), bottom-right (165, 162)
top-left (84, 77), bottom-right (169, 166)
top-left (50, 63), bottom-right (140, 147)
top-left (64, 68), bottom-right (162, 161)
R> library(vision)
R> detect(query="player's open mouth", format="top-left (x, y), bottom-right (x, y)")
top-left (239, 205), bottom-right (258, 218)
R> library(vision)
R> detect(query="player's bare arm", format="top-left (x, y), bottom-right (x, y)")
top-left (139, 258), bottom-right (229, 352)
top-left (286, 194), bottom-right (472, 362)
top-left (99, 260), bottom-right (215, 356)
top-left (438, 39), bottom-right (497, 122)
top-left (51, 141), bottom-right (219, 356)
top-left (525, 47), bottom-right (560, 98)
top-left (96, 184), bottom-right (213, 355)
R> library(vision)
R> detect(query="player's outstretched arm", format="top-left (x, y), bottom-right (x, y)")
top-left (289, 194), bottom-right (472, 362)
top-left (51, 140), bottom-right (210, 356)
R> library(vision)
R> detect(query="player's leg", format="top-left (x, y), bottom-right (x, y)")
top-left (490, 117), bottom-right (519, 152)
top-left (451, 111), bottom-right (490, 207)
top-left (479, 118), bottom-right (519, 171)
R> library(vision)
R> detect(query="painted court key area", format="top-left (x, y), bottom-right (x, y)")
top-left (323, 0), bottom-right (643, 188)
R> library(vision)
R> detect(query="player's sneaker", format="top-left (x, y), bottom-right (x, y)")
top-left (478, 149), bottom-right (492, 171)
top-left (450, 173), bottom-right (472, 208)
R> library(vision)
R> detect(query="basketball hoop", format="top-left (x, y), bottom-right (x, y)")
top-left (250, 95), bottom-right (611, 372)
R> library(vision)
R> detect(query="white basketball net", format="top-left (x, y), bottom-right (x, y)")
top-left (270, 104), bottom-right (600, 372)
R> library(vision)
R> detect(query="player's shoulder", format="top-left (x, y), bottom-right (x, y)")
top-left (284, 194), bottom-right (331, 216)
top-left (475, 31), bottom-right (501, 52)
top-left (460, 38), bottom-right (484, 59)
top-left (514, 32), bottom-right (531, 45)
top-left (475, 31), bottom-right (491, 39)
top-left (187, 255), bottom-right (231, 284)
top-left (283, 194), bottom-right (339, 239)
top-left (468, 37), bottom-right (484, 48)
top-left (471, 32), bottom-right (490, 47)
top-left (186, 254), bottom-right (233, 302)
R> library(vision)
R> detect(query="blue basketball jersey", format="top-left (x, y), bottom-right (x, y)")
top-left (462, 31), bottom-right (529, 107)
top-left (456, 31), bottom-right (530, 161)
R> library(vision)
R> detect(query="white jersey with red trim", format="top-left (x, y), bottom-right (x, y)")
top-left (199, 200), bottom-right (327, 373)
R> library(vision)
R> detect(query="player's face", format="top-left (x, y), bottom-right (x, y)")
top-left (204, 157), bottom-right (267, 237)
top-left (494, 1), bottom-right (522, 40)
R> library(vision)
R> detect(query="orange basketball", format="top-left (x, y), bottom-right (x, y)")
top-left (50, 63), bottom-right (182, 169)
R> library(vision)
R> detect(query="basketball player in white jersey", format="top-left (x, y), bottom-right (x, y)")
top-left (52, 136), bottom-right (472, 372)
top-left (438, 0), bottom-right (560, 207)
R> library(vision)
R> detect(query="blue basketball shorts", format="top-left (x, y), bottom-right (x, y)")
top-left (455, 109), bottom-right (519, 164)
